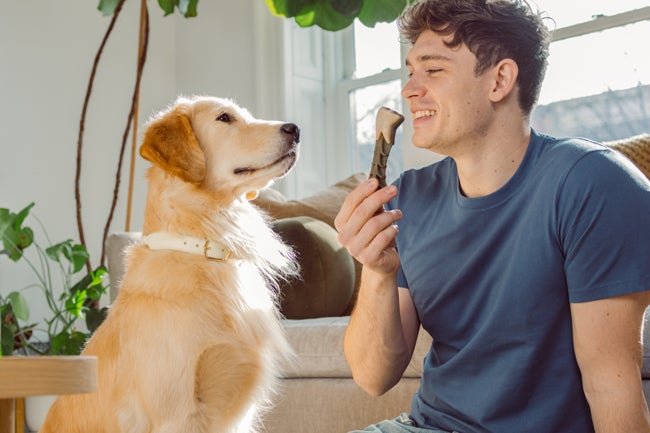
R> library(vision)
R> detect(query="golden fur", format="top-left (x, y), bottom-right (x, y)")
top-left (40, 96), bottom-right (300, 433)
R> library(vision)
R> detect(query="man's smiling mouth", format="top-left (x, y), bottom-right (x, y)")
top-left (414, 110), bottom-right (436, 119)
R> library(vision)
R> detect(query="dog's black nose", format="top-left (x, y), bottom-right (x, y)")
top-left (281, 123), bottom-right (300, 143)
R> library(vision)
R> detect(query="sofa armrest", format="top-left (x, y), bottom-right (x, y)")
top-left (106, 232), bottom-right (142, 302)
top-left (282, 316), bottom-right (432, 379)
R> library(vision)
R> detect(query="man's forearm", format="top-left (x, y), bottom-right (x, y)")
top-left (586, 377), bottom-right (650, 432)
top-left (344, 269), bottom-right (412, 396)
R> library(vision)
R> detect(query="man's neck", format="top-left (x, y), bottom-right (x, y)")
top-left (454, 122), bottom-right (531, 198)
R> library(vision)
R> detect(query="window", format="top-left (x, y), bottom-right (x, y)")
top-left (532, 3), bottom-right (650, 141)
top-left (346, 21), bottom-right (404, 186)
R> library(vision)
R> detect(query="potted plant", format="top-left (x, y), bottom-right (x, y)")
top-left (0, 203), bottom-right (109, 430)
top-left (0, 203), bottom-right (108, 357)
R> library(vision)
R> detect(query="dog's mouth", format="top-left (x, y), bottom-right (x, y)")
top-left (233, 150), bottom-right (297, 176)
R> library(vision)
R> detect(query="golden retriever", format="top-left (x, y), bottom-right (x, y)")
top-left (40, 95), bottom-right (300, 433)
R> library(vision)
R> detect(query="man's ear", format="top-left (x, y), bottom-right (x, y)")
top-left (489, 58), bottom-right (519, 103)
top-left (140, 110), bottom-right (206, 184)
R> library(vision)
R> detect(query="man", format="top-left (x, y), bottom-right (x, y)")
top-left (334, 1), bottom-right (650, 432)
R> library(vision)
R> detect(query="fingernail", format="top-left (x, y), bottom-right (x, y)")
top-left (366, 178), bottom-right (378, 189)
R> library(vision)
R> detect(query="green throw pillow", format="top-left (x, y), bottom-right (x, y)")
top-left (272, 216), bottom-right (355, 319)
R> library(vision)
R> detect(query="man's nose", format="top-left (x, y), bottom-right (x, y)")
top-left (402, 74), bottom-right (425, 100)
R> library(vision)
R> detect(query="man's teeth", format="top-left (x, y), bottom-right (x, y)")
top-left (414, 110), bottom-right (435, 119)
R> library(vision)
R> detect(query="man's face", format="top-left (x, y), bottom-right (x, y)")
top-left (402, 30), bottom-right (496, 155)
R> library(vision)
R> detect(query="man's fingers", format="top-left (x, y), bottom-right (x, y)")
top-left (335, 178), bottom-right (380, 231)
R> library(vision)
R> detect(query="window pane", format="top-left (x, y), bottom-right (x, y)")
top-left (353, 21), bottom-right (401, 78)
top-left (349, 79), bottom-right (404, 183)
top-left (532, 21), bottom-right (650, 141)
top-left (533, 0), bottom-right (650, 28)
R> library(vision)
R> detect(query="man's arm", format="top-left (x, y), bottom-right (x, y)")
top-left (335, 178), bottom-right (419, 396)
top-left (344, 280), bottom-right (420, 396)
top-left (571, 290), bottom-right (650, 433)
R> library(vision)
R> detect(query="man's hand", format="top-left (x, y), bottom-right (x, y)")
top-left (334, 178), bottom-right (402, 276)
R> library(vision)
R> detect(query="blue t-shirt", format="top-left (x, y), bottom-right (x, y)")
top-left (388, 130), bottom-right (650, 433)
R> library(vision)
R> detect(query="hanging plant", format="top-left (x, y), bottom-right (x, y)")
top-left (264, 0), bottom-right (412, 31)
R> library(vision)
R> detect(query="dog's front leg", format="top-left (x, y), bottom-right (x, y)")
top-left (194, 342), bottom-right (263, 432)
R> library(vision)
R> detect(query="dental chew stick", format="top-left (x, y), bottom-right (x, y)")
top-left (369, 107), bottom-right (404, 188)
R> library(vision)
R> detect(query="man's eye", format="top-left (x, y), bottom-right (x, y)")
top-left (216, 113), bottom-right (231, 122)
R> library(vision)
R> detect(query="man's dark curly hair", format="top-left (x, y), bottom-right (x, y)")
top-left (398, 0), bottom-right (551, 115)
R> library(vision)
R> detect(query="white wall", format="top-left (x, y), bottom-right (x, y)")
top-left (0, 0), bottom-right (276, 326)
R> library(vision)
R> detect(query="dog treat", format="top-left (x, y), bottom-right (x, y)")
top-left (369, 106), bottom-right (404, 188)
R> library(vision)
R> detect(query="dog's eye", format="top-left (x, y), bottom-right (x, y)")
top-left (216, 113), bottom-right (232, 123)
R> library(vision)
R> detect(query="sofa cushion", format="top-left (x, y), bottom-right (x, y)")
top-left (253, 173), bottom-right (367, 314)
top-left (604, 133), bottom-right (650, 180)
top-left (272, 217), bottom-right (355, 319)
top-left (253, 173), bottom-right (366, 228)
top-left (281, 316), bottom-right (433, 379)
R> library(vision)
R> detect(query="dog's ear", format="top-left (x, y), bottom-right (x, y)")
top-left (140, 111), bottom-right (206, 184)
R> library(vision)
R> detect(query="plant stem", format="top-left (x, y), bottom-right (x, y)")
top-left (100, 2), bottom-right (150, 266)
top-left (75, 0), bottom-right (126, 272)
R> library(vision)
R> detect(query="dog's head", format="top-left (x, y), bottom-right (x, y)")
top-left (140, 95), bottom-right (300, 198)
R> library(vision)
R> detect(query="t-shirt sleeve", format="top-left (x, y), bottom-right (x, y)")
top-left (558, 149), bottom-right (650, 302)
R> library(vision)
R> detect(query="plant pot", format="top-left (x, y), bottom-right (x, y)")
top-left (24, 395), bottom-right (56, 432)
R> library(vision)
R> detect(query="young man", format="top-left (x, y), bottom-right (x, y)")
top-left (334, 1), bottom-right (650, 432)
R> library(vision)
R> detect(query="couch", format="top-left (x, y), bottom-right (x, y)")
top-left (105, 134), bottom-right (650, 433)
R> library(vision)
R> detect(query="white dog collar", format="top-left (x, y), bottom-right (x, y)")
top-left (142, 232), bottom-right (233, 261)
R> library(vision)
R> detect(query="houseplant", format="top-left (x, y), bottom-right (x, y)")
top-left (264, 0), bottom-right (412, 31)
top-left (0, 203), bottom-right (108, 357)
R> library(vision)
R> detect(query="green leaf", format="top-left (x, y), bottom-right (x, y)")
top-left (45, 240), bottom-right (71, 264)
top-left (330, 0), bottom-right (362, 17)
top-left (70, 267), bottom-right (106, 302)
top-left (178, 0), bottom-right (199, 17)
top-left (46, 240), bottom-right (89, 272)
top-left (86, 267), bottom-right (108, 301)
top-left (97, 0), bottom-right (122, 16)
top-left (86, 307), bottom-right (109, 333)
top-left (358, 0), bottom-right (408, 27)
top-left (0, 208), bottom-right (12, 236)
top-left (265, 0), bottom-right (313, 17)
top-left (65, 289), bottom-right (87, 318)
top-left (265, 0), bottom-right (282, 16)
top-left (0, 304), bottom-right (17, 356)
top-left (0, 204), bottom-right (35, 262)
top-left (13, 203), bottom-right (34, 231)
top-left (50, 331), bottom-right (88, 356)
top-left (295, 1), bottom-right (355, 31)
top-left (68, 244), bottom-right (90, 273)
top-left (7, 292), bottom-right (29, 322)
top-left (158, 0), bottom-right (175, 16)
